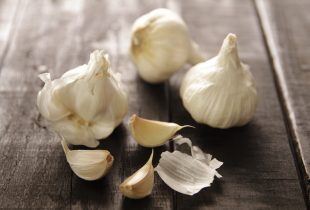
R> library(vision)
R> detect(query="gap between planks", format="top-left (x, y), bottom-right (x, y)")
top-left (253, 0), bottom-right (309, 207)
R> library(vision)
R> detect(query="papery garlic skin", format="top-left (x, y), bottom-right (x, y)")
top-left (130, 8), bottom-right (204, 83)
top-left (155, 135), bottom-right (222, 195)
top-left (119, 150), bottom-right (154, 199)
top-left (180, 33), bottom-right (257, 128)
top-left (129, 114), bottom-right (193, 147)
top-left (37, 50), bottom-right (128, 147)
top-left (61, 140), bottom-right (114, 181)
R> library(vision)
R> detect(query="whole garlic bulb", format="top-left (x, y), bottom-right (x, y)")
top-left (37, 50), bottom-right (128, 147)
top-left (180, 33), bottom-right (257, 128)
top-left (130, 8), bottom-right (204, 83)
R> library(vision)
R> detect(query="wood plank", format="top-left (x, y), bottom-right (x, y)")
top-left (169, 0), bottom-right (306, 209)
top-left (0, 0), bottom-right (19, 65)
top-left (0, 0), bottom-right (173, 209)
top-left (255, 0), bottom-right (310, 205)
top-left (0, 0), bottom-right (76, 208)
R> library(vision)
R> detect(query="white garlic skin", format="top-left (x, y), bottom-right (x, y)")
top-left (180, 33), bottom-right (257, 128)
top-left (37, 50), bottom-right (128, 147)
top-left (130, 8), bottom-right (203, 83)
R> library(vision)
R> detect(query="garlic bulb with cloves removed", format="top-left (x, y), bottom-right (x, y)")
top-left (180, 33), bottom-right (257, 128)
top-left (129, 114), bottom-right (193, 147)
top-left (37, 50), bottom-right (128, 148)
top-left (130, 8), bottom-right (204, 83)
top-left (119, 150), bottom-right (154, 199)
top-left (61, 140), bottom-right (114, 181)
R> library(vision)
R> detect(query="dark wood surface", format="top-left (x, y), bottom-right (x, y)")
top-left (0, 0), bottom-right (308, 209)
top-left (255, 0), bottom-right (310, 204)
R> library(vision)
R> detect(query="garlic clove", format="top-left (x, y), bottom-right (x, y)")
top-left (61, 140), bottom-right (114, 181)
top-left (37, 73), bottom-right (71, 121)
top-left (180, 33), bottom-right (257, 128)
top-left (129, 114), bottom-right (193, 147)
top-left (119, 150), bottom-right (154, 199)
top-left (130, 8), bottom-right (204, 83)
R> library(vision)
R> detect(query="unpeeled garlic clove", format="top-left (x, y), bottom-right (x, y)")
top-left (129, 114), bottom-right (193, 147)
top-left (119, 150), bottom-right (154, 199)
top-left (61, 140), bottom-right (114, 181)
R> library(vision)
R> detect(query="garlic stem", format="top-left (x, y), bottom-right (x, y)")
top-left (217, 33), bottom-right (241, 69)
top-left (188, 41), bottom-right (204, 65)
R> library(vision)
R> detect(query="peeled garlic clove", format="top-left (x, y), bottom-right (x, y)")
top-left (155, 135), bottom-right (223, 195)
top-left (180, 33), bottom-right (257, 128)
top-left (37, 50), bottom-right (128, 147)
top-left (119, 150), bottom-right (154, 199)
top-left (130, 8), bottom-right (204, 83)
top-left (129, 114), bottom-right (193, 147)
top-left (61, 140), bottom-right (114, 181)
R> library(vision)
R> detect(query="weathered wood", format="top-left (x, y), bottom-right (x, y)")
top-left (0, 0), bottom-right (19, 62)
top-left (0, 0), bottom-right (173, 209)
top-left (0, 0), bottom-right (74, 208)
top-left (169, 0), bottom-right (306, 209)
top-left (255, 0), bottom-right (310, 205)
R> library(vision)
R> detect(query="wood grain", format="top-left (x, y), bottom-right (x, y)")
top-left (169, 0), bottom-right (306, 209)
top-left (255, 0), bottom-right (310, 205)
top-left (0, 0), bottom-right (77, 208)
top-left (0, 0), bottom-right (173, 209)
top-left (0, 0), bottom-right (19, 63)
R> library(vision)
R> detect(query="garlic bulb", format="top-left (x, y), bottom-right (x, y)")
top-left (129, 114), bottom-right (193, 147)
top-left (180, 33), bottom-right (257, 128)
top-left (155, 135), bottom-right (223, 195)
top-left (119, 150), bottom-right (154, 199)
top-left (130, 8), bottom-right (204, 83)
top-left (61, 140), bottom-right (114, 181)
top-left (37, 50), bottom-right (128, 147)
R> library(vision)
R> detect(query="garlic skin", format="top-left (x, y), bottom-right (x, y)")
top-left (155, 135), bottom-right (223, 195)
top-left (37, 50), bottom-right (128, 147)
top-left (130, 8), bottom-right (204, 83)
top-left (180, 33), bottom-right (257, 128)
top-left (61, 140), bottom-right (114, 181)
top-left (129, 114), bottom-right (193, 147)
top-left (119, 150), bottom-right (154, 199)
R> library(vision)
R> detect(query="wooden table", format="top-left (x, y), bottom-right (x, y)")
top-left (0, 0), bottom-right (309, 209)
